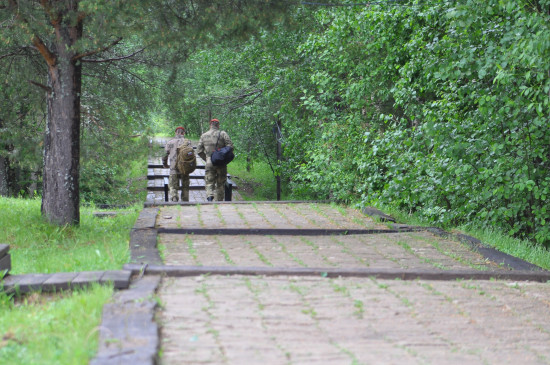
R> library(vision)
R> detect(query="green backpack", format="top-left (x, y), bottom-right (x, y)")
top-left (176, 143), bottom-right (197, 175)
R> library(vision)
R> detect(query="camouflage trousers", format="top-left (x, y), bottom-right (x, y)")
top-left (205, 163), bottom-right (227, 201)
top-left (168, 173), bottom-right (190, 202)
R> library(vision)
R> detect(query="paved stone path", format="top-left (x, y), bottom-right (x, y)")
top-left (152, 202), bottom-right (550, 365)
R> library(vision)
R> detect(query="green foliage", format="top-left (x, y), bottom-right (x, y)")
top-left (0, 197), bottom-right (135, 274)
top-left (80, 136), bottom-right (149, 205)
top-left (0, 284), bottom-right (113, 365)
top-left (229, 155), bottom-right (291, 201)
top-left (182, 0), bottom-right (549, 245)
top-left (235, 0), bottom-right (550, 246)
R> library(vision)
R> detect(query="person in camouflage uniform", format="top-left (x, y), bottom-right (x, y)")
top-left (162, 126), bottom-right (193, 202)
top-left (197, 119), bottom-right (234, 201)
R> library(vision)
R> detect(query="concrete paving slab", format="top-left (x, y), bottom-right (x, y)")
top-left (158, 231), bottom-right (510, 272)
top-left (156, 203), bottom-right (388, 230)
top-left (157, 275), bottom-right (550, 365)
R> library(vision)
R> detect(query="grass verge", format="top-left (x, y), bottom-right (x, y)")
top-left (228, 156), bottom-right (291, 201)
top-left (0, 197), bottom-right (136, 274)
top-left (374, 203), bottom-right (550, 271)
top-left (0, 197), bottom-right (139, 364)
top-left (0, 284), bottom-right (112, 365)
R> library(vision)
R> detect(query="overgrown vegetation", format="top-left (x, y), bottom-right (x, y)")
top-left (0, 197), bottom-right (137, 364)
top-left (0, 197), bottom-right (135, 274)
top-left (229, 156), bottom-right (291, 201)
top-left (0, 284), bottom-right (113, 365)
top-left (171, 0), bottom-right (550, 246)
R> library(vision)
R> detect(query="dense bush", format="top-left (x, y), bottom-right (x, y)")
top-left (279, 0), bottom-right (550, 245)
top-left (179, 1), bottom-right (549, 245)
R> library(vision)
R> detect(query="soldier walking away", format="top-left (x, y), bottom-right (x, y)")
top-left (197, 119), bottom-right (234, 202)
top-left (162, 126), bottom-right (193, 202)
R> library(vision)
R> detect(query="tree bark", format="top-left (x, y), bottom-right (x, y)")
top-left (40, 6), bottom-right (83, 225)
top-left (0, 153), bottom-right (8, 197)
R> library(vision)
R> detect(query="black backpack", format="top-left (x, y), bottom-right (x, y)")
top-left (211, 131), bottom-right (234, 166)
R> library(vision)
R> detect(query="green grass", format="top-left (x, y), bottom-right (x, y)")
top-left (0, 284), bottom-right (113, 365)
top-left (0, 197), bottom-right (139, 364)
top-left (374, 203), bottom-right (550, 271)
top-left (0, 197), bottom-right (136, 274)
top-left (228, 156), bottom-right (291, 201)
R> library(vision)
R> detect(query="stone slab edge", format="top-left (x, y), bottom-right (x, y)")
top-left (361, 207), bottom-right (547, 273)
top-left (0, 254), bottom-right (11, 276)
top-left (133, 207), bottom-right (159, 230)
top-left (0, 244), bottom-right (9, 258)
top-left (123, 264), bottom-right (550, 283)
top-left (90, 275), bottom-right (161, 365)
top-left (157, 227), bottom-right (416, 236)
top-left (130, 207), bottom-right (162, 265)
top-left (0, 270), bottom-right (132, 294)
top-left (144, 200), bottom-right (331, 207)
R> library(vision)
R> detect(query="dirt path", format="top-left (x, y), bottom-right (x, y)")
top-left (151, 202), bottom-right (550, 365)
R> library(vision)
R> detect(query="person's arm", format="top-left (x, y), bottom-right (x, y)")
top-left (197, 137), bottom-right (206, 160)
top-left (162, 141), bottom-right (171, 168)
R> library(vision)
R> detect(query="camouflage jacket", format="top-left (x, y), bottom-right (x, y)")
top-left (163, 136), bottom-right (192, 173)
top-left (197, 126), bottom-right (233, 162)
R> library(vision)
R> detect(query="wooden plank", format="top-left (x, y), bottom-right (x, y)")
top-left (130, 228), bottom-right (162, 265)
top-left (0, 254), bottom-right (10, 274)
top-left (100, 270), bottom-right (132, 289)
top-left (42, 272), bottom-right (78, 292)
top-left (1, 274), bottom-right (23, 289)
top-left (0, 244), bottom-right (9, 258)
top-left (125, 264), bottom-right (550, 283)
top-left (91, 276), bottom-right (160, 365)
top-left (6, 273), bottom-right (52, 294)
top-left (133, 208), bottom-right (158, 230)
top-left (71, 271), bottom-right (105, 288)
top-left (157, 227), bottom-right (414, 236)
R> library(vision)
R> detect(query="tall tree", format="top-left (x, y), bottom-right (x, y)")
top-left (2, 0), bottom-right (295, 225)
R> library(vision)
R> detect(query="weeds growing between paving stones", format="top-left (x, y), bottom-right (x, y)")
top-left (214, 204), bottom-right (227, 226)
top-left (412, 234), bottom-right (490, 271)
top-left (176, 205), bottom-right (182, 228)
top-left (185, 236), bottom-right (200, 265)
top-left (242, 278), bottom-right (292, 363)
top-left (329, 237), bottom-right (370, 267)
top-left (269, 236), bottom-right (307, 267)
top-left (233, 205), bottom-right (251, 228)
top-left (243, 237), bottom-right (272, 266)
top-left (251, 203), bottom-right (274, 227)
top-left (287, 204), bottom-right (319, 227)
top-left (194, 281), bottom-right (228, 362)
top-left (196, 204), bottom-right (206, 228)
top-left (300, 237), bottom-right (337, 267)
top-left (270, 204), bottom-right (299, 228)
top-left (215, 237), bottom-right (235, 265)
top-left (395, 240), bottom-right (449, 270)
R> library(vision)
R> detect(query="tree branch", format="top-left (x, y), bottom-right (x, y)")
top-left (28, 80), bottom-right (52, 93)
top-left (73, 37), bottom-right (123, 61)
top-left (32, 36), bottom-right (56, 67)
top-left (80, 47), bottom-right (145, 63)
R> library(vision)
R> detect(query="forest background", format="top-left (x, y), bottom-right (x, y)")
top-left (1, 0), bottom-right (549, 247)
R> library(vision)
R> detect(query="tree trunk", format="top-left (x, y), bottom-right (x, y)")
top-left (0, 152), bottom-right (8, 197)
top-left (40, 13), bottom-right (83, 225)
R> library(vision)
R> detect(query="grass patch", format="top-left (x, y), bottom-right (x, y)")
top-left (0, 284), bottom-right (113, 365)
top-left (370, 203), bottom-right (550, 270)
top-left (457, 225), bottom-right (550, 271)
top-left (228, 156), bottom-right (291, 201)
top-left (0, 197), bottom-right (136, 274)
